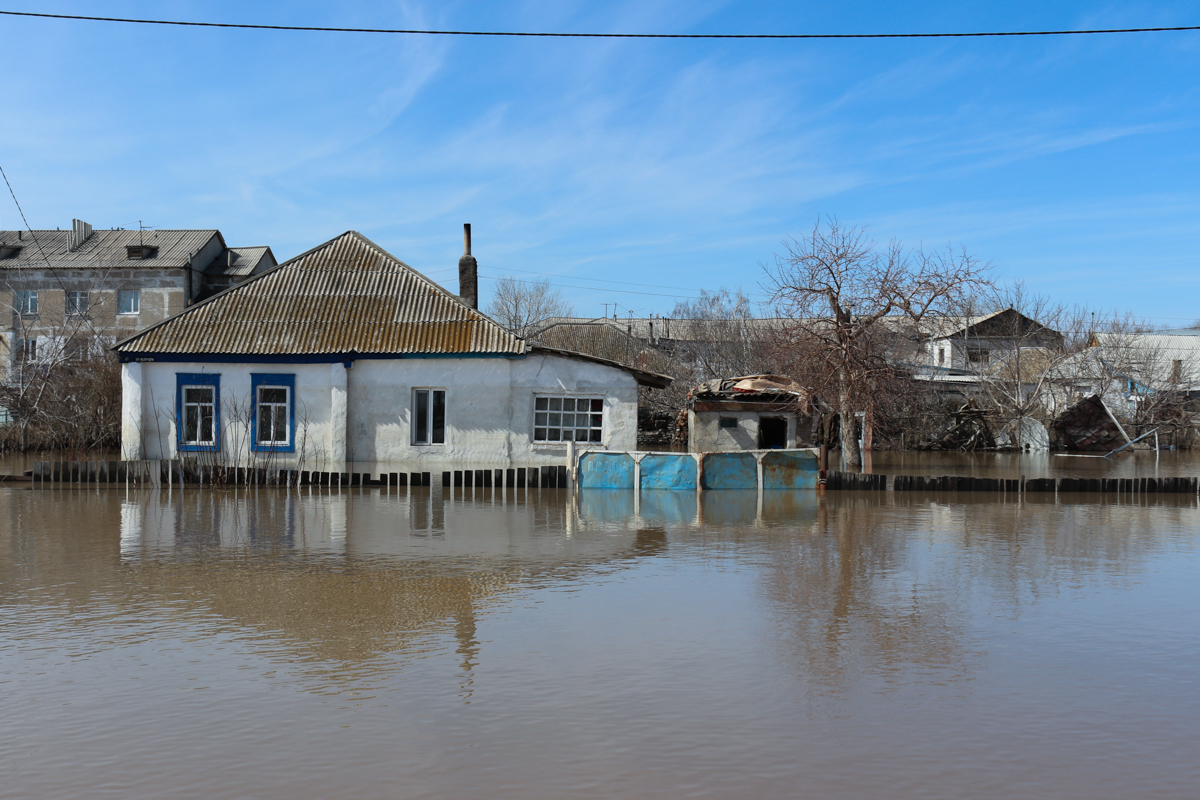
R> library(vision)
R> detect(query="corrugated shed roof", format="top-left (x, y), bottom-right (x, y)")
top-left (0, 228), bottom-right (222, 269)
top-left (204, 246), bottom-right (277, 277)
top-left (530, 322), bottom-right (651, 365)
top-left (115, 231), bottom-right (525, 356)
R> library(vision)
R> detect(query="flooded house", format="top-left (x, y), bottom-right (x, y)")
top-left (0, 218), bottom-right (275, 379)
top-left (113, 227), bottom-right (671, 473)
top-left (686, 374), bottom-right (813, 452)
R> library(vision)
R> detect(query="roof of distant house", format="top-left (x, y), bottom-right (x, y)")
top-left (204, 246), bottom-right (277, 277)
top-left (0, 224), bottom-right (269, 274)
top-left (0, 227), bottom-right (219, 269)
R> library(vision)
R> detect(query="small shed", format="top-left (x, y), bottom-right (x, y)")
top-left (686, 375), bottom-right (813, 452)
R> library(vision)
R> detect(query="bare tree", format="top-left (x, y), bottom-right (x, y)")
top-left (485, 276), bottom-right (573, 337)
top-left (764, 218), bottom-right (989, 467)
top-left (669, 289), bottom-right (772, 380)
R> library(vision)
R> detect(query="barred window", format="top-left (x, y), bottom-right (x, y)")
top-left (533, 396), bottom-right (603, 443)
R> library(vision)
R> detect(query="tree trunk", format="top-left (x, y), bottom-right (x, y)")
top-left (839, 380), bottom-right (861, 468)
top-left (863, 407), bottom-right (874, 452)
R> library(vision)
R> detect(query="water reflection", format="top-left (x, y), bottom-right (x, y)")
top-left (4, 484), bottom-right (1200, 798)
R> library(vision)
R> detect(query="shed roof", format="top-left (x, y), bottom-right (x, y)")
top-left (115, 231), bottom-right (526, 357)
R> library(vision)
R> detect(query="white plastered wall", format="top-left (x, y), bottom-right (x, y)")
top-left (123, 352), bottom-right (639, 471)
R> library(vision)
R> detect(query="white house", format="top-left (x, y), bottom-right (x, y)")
top-left (114, 229), bottom-right (670, 474)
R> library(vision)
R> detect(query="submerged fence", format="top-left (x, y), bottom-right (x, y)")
top-left (28, 459), bottom-right (569, 489)
top-left (25, 457), bottom-right (1200, 496)
top-left (827, 470), bottom-right (1200, 495)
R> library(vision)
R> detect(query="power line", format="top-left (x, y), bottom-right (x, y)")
top-left (479, 264), bottom-right (740, 293)
top-left (1, 10), bottom-right (1198, 40)
top-left (475, 273), bottom-right (704, 300)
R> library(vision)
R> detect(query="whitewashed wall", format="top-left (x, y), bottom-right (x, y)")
top-left (123, 352), bottom-right (639, 471)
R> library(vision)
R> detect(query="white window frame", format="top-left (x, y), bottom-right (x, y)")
top-left (533, 395), bottom-right (604, 444)
top-left (65, 290), bottom-right (89, 317)
top-left (15, 290), bottom-right (38, 315)
top-left (412, 388), bottom-right (447, 445)
top-left (17, 336), bottom-right (37, 362)
top-left (255, 384), bottom-right (291, 447)
top-left (117, 289), bottom-right (140, 315)
top-left (181, 385), bottom-right (217, 446)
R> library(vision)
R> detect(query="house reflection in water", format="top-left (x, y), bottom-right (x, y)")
top-left (116, 486), bottom-right (680, 691)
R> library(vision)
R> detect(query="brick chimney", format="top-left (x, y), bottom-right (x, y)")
top-left (458, 223), bottom-right (478, 310)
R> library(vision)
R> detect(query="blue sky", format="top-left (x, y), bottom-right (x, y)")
top-left (2, 1), bottom-right (1199, 323)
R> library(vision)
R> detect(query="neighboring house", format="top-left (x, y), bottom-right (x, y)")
top-left (686, 375), bottom-right (813, 452)
top-left (0, 219), bottom-right (275, 376)
top-left (920, 308), bottom-right (1063, 372)
top-left (1050, 329), bottom-right (1200, 416)
top-left (114, 230), bottom-right (670, 472)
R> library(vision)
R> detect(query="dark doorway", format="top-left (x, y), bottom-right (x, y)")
top-left (758, 417), bottom-right (787, 449)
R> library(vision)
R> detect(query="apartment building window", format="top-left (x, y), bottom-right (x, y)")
top-left (534, 396), bottom-right (603, 443)
top-left (65, 339), bottom-right (89, 362)
top-left (17, 337), bottom-right (37, 362)
top-left (413, 388), bottom-right (446, 445)
top-left (117, 289), bottom-right (140, 315)
top-left (252, 374), bottom-right (295, 452)
top-left (15, 290), bottom-right (38, 315)
top-left (176, 373), bottom-right (220, 451)
top-left (65, 291), bottom-right (89, 316)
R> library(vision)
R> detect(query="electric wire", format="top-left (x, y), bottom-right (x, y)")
top-left (1, 9), bottom-right (1198, 40)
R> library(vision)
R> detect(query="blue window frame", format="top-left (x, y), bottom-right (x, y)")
top-left (176, 373), bottom-right (220, 452)
top-left (251, 373), bottom-right (296, 452)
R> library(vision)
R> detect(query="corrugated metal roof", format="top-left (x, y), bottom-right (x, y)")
top-left (530, 322), bottom-right (650, 365)
top-left (0, 228), bottom-right (223, 269)
top-left (204, 246), bottom-right (276, 277)
top-left (115, 231), bottom-right (526, 357)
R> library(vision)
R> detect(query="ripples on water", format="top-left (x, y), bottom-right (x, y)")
top-left (2, 480), bottom-right (1200, 799)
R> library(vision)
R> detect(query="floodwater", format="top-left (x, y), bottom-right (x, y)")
top-left (3, 461), bottom-right (1200, 798)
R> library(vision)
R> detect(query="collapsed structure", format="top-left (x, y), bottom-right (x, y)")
top-left (685, 374), bottom-right (814, 452)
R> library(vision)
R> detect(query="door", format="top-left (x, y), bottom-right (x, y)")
top-left (758, 416), bottom-right (787, 449)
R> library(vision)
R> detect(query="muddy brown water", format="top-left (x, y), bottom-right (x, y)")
top-left (3, 455), bottom-right (1200, 799)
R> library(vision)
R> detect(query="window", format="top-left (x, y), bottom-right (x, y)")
top-left (126, 245), bottom-right (158, 260)
top-left (719, 416), bottom-right (738, 428)
top-left (15, 290), bottom-right (37, 315)
top-left (17, 337), bottom-right (36, 362)
top-left (413, 388), bottom-right (446, 445)
top-left (65, 291), bottom-right (89, 316)
top-left (176, 373), bottom-right (220, 451)
top-left (0, 245), bottom-right (23, 260)
top-left (937, 347), bottom-right (945, 366)
top-left (117, 289), bottom-right (139, 315)
top-left (534, 396), bottom-right (603, 443)
top-left (967, 347), bottom-right (990, 365)
top-left (252, 374), bottom-right (295, 452)
top-left (65, 339), bottom-right (88, 362)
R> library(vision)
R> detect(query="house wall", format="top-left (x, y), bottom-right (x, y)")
top-left (124, 352), bottom-right (640, 471)
top-left (688, 410), bottom-right (797, 452)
